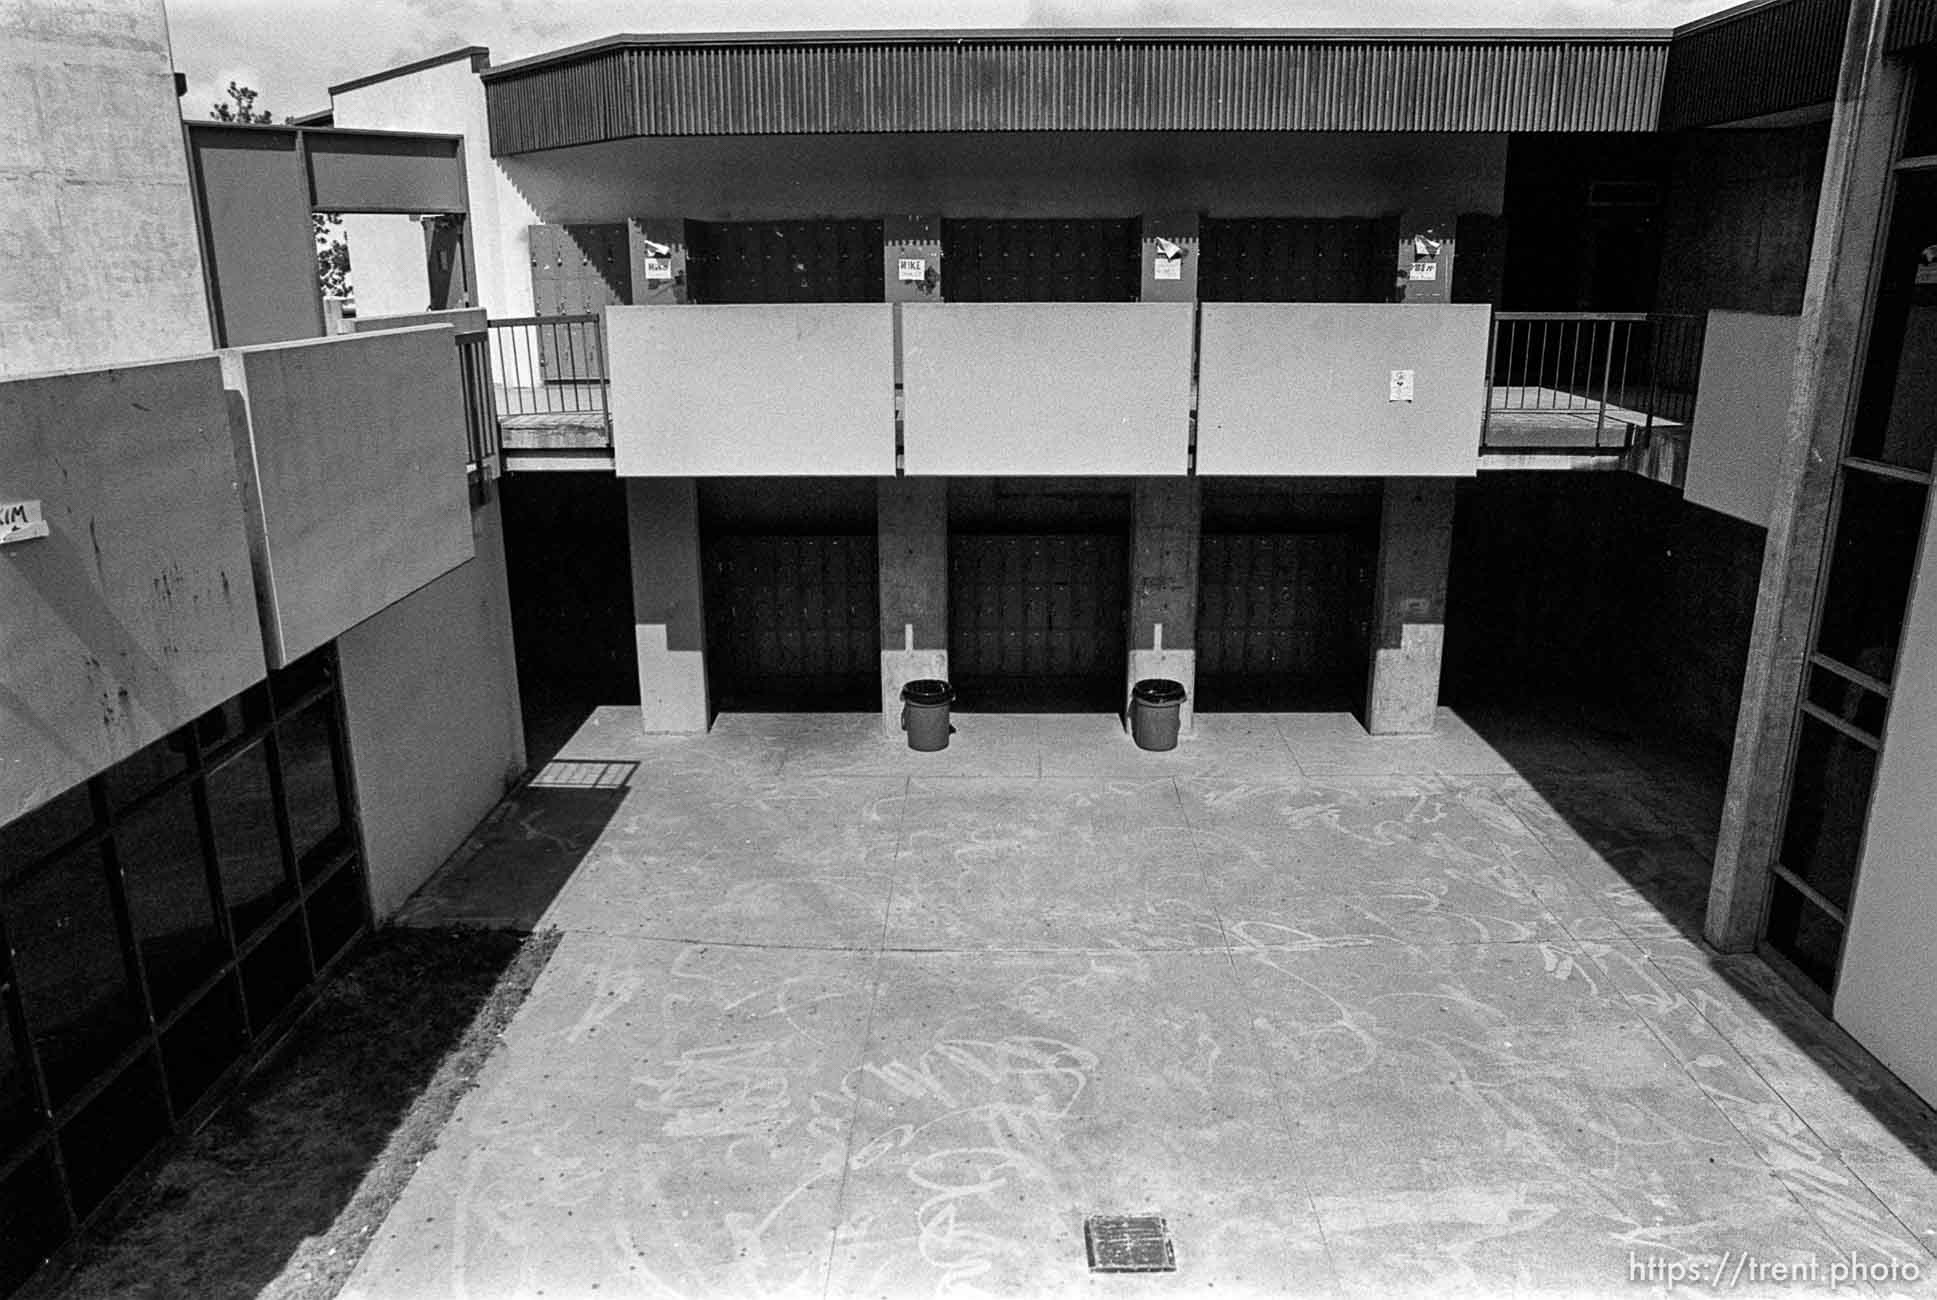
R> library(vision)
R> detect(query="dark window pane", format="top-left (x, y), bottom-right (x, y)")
top-left (1766, 875), bottom-right (1845, 995)
top-left (280, 702), bottom-right (348, 878)
top-left (1850, 170), bottom-right (1937, 470)
top-left (270, 647), bottom-right (334, 709)
top-left (117, 786), bottom-right (224, 1016)
top-left (241, 915), bottom-right (310, 1032)
top-left (1805, 665), bottom-right (1889, 740)
top-left (58, 1054), bottom-right (168, 1216)
top-left (0, 1148), bottom-right (67, 1297)
top-left (0, 997), bottom-right (41, 1159)
top-left (0, 784), bottom-right (95, 873)
top-left (305, 862), bottom-right (366, 971)
top-left (1779, 714), bottom-right (1878, 914)
top-left (2, 847), bottom-right (142, 1107)
top-left (162, 976), bottom-right (245, 1114)
top-left (193, 685), bottom-right (272, 764)
top-left (1814, 469), bottom-right (1929, 681)
top-left (207, 744), bottom-right (291, 943)
top-left (103, 731), bottom-right (189, 811)
top-left (1905, 64), bottom-right (1937, 159)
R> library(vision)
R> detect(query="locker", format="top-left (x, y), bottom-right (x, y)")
top-left (702, 533), bottom-right (879, 711)
top-left (949, 533), bottom-right (1129, 710)
top-left (1195, 532), bottom-right (1375, 710)
top-left (686, 219), bottom-right (884, 303)
top-left (940, 219), bottom-right (1140, 302)
top-left (1198, 216), bottom-right (1402, 303)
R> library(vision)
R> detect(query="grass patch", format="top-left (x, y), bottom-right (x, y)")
top-left (39, 926), bottom-right (561, 1300)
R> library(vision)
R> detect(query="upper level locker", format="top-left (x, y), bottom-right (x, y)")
top-left (940, 219), bottom-right (1141, 301)
top-left (685, 219), bottom-right (885, 303)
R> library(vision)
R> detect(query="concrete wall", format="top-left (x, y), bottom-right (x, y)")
top-left (1656, 124), bottom-right (1830, 319)
top-left (1684, 312), bottom-right (1802, 528)
top-left (1196, 304), bottom-right (1489, 477)
top-left (501, 132), bottom-right (1509, 224)
top-left (1445, 471), bottom-right (1764, 761)
top-left (332, 55), bottom-right (540, 317)
top-left (0, 0), bottom-right (211, 375)
top-left (1837, 497), bottom-right (1937, 1108)
top-left (221, 326), bottom-right (474, 666)
top-left (0, 358), bottom-right (265, 825)
top-left (609, 305), bottom-right (897, 476)
top-left (336, 495), bottom-right (525, 919)
top-left (902, 304), bottom-right (1194, 476)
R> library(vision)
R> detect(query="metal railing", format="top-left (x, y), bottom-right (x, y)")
top-left (1481, 311), bottom-right (1704, 455)
top-left (454, 328), bottom-right (501, 480)
top-left (485, 313), bottom-right (611, 424)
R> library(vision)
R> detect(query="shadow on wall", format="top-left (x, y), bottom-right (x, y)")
top-left (37, 928), bottom-right (561, 1300)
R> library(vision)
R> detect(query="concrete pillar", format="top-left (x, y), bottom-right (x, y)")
top-left (1365, 477), bottom-right (1455, 735)
top-left (884, 215), bottom-right (943, 303)
top-left (628, 219), bottom-right (690, 306)
top-left (626, 477), bottom-right (710, 732)
top-left (1395, 208), bottom-right (1458, 305)
top-left (878, 477), bottom-right (948, 737)
top-left (1127, 478), bottom-right (1201, 732)
top-left (1708, 0), bottom-right (1904, 953)
top-left (1140, 213), bottom-right (1199, 303)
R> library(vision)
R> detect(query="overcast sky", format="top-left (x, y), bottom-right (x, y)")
top-left (167, 0), bottom-right (1734, 122)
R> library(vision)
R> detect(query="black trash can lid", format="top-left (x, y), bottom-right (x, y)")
top-left (901, 678), bottom-right (954, 705)
top-left (1132, 678), bottom-right (1187, 705)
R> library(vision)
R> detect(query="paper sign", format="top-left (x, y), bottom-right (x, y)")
top-left (1408, 261), bottom-right (1439, 281)
top-left (1389, 370), bottom-right (1415, 402)
top-left (642, 257), bottom-right (673, 282)
top-left (898, 258), bottom-right (927, 282)
top-left (1154, 259), bottom-right (1182, 281)
top-left (0, 500), bottom-right (48, 545)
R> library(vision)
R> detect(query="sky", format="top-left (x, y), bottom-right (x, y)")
top-left (169, 0), bottom-right (1735, 122)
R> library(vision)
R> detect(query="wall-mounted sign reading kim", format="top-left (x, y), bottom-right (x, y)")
top-left (1, 499), bottom-right (48, 544)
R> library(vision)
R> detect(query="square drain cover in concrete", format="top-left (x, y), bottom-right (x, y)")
top-left (1085, 1215), bottom-right (1177, 1273)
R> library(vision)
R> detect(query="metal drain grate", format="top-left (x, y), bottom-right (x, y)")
top-left (1085, 1215), bottom-right (1177, 1273)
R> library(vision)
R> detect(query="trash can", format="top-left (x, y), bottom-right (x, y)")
top-left (901, 679), bottom-right (954, 752)
top-left (1130, 679), bottom-right (1186, 752)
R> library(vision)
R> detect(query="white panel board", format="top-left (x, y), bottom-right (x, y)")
top-left (224, 326), bottom-right (474, 666)
top-left (609, 304), bottom-right (895, 476)
top-left (1836, 503), bottom-right (1937, 1110)
top-left (901, 303), bottom-right (1193, 476)
top-left (1683, 311), bottom-right (1801, 527)
top-left (1196, 303), bottom-right (1489, 477)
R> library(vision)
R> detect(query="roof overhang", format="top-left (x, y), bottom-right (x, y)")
top-left (481, 28), bottom-right (1674, 153)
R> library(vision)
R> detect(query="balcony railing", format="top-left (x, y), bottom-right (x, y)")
top-left (1481, 312), bottom-right (1705, 456)
top-left (454, 328), bottom-right (501, 480)
top-left (485, 314), bottom-right (613, 452)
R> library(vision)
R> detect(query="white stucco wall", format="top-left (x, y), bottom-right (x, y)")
top-left (0, 0), bottom-right (211, 375)
top-left (330, 54), bottom-right (538, 317)
top-left (1835, 503), bottom-right (1937, 1109)
top-left (335, 495), bottom-right (525, 919)
top-left (1683, 312), bottom-right (1801, 528)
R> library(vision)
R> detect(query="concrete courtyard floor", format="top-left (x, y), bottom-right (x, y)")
top-left (345, 708), bottom-right (1937, 1299)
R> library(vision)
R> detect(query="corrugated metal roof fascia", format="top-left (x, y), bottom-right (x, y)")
top-left (1889, 0), bottom-right (1937, 50)
top-left (485, 38), bottom-right (1667, 151)
top-left (1661, 0), bottom-right (1849, 127)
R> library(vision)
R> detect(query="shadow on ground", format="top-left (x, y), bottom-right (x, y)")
top-left (36, 928), bottom-right (560, 1300)
top-left (1455, 694), bottom-right (1937, 1191)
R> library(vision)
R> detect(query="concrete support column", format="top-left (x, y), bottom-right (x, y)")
top-left (626, 477), bottom-right (710, 732)
top-left (1365, 477), bottom-right (1455, 735)
top-left (878, 477), bottom-right (948, 737)
top-left (1395, 207), bottom-right (1458, 304)
top-left (1140, 213), bottom-right (1199, 303)
top-left (1127, 478), bottom-right (1201, 733)
top-left (1708, 0), bottom-right (1904, 953)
